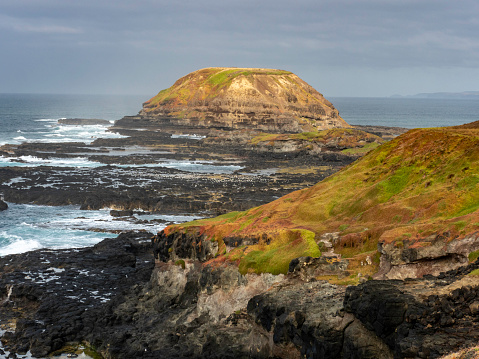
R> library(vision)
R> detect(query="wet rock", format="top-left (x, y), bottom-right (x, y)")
top-left (344, 261), bottom-right (479, 358)
top-left (110, 209), bottom-right (134, 217)
top-left (58, 118), bottom-right (110, 126)
top-left (153, 229), bottom-right (219, 263)
top-left (0, 231), bottom-right (154, 357)
top-left (342, 319), bottom-right (394, 359)
top-left (0, 199), bottom-right (7, 211)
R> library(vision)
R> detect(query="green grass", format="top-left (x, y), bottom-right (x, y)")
top-left (208, 70), bottom-right (239, 86)
top-left (377, 166), bottom-right (414, 202)
top-left (454, 220), bottom-right (468, 231)
top-left (342, 142), bottom-right (381, 155)
top-left (238, 229), bottom-right (320, 275)
top-left (207, 69), bottom-right (292, 87)
top-left (175, 259), bottom-right (186, 269)
top-left (468, 268), bottom-right (479, 276)
top-left (469, 250), bottom-right (479, 262)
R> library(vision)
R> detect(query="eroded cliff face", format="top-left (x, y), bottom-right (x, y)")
top-left (377, 233), bottom-right (479, 280)
top-left (132, 67), bottom-right (349, 133)
top-left (2, 230), bottom-right (479, 358)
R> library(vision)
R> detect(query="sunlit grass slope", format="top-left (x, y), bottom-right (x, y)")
top-left (144, 68), bottom-right (293, 109)
top-left (165, 122), bottom-right (479, 274)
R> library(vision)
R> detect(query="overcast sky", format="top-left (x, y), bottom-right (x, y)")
top-left (1, 0), bottom-right (478, 97)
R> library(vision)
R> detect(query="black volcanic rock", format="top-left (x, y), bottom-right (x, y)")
top-left (58, 118), bottom-right (111, 125)
top-left (0, 199), bottom-right (7, 211)
top-left (0, 232), bottom-right (154, 357)
top-left (2, 230), bottom-right (479, 358)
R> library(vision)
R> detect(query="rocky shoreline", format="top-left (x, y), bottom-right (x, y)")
top-left (10, 120), bottom-right (478, 358)
top-left (0, 122), bottom-right (405, 215)
top-left (1, 231), bottom-right (479, 358)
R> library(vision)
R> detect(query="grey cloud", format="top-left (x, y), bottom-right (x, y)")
top-left (0, 0), bottom-right (478, 96)
top-left (0, 14), bottom-right (82, 34)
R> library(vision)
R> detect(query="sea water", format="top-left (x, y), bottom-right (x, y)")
top-left (0, 155), bottom-right (242, 173)
top-left (331, 97), bottom-right (479, 128)
top-left (0, 203), bottom-right (199, 256)
top-left (1, 94), bottom-right (478, 256)
top-left (0, 94), bottom-right (202, 255)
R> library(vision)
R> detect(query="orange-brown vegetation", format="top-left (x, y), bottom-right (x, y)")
top-left (165, 123), bottom-right (479, 274)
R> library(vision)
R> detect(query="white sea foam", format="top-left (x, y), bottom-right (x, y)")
top-left (0, 236), bottom-right (43, 256)
top-left (171, 134), bottom-right (206, 140)
top-left (47, 210), bottom-right (199, 234)
top-left (0, 154), bottom-right (242, 173)
top-left (1, 155), bottom-right (102, 168)
top-left (0, 203), bottom-right (200, 256)
top-left (7, 119), bottom-right (125, 145)
top-left (1, 176), bottom-right (27, 185)
top-left (34, 118), bottom-right (59, 122)
top-left (158, 160), bottom-right (242, 174)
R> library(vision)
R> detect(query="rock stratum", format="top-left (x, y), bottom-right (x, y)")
top-left (116, 67), bottom-right (349, 133)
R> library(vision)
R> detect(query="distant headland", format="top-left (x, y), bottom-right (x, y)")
top-left (391, 91), bottom-right (479, 99)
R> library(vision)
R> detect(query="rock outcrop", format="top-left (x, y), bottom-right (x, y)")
top-left (58, 118), bottom-right (111, 125)
top-left (0, 199), bottom-right (7, 211)
top-left (115, 67), bottom-right (349, 133)
top-left (3, 231), bottom-right (479, 358)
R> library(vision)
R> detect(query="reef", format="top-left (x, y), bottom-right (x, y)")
top-left (0, 125), bottom-right (392, 215)
top-left (58, 118), bottom-right (111, 126)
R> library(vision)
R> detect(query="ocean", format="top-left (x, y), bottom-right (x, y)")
top-left (330, 97), bottom-right (479, 128)
top-left (0, 93), bottom-right (203, 257)
top-left (0, 94), bottom-right (478, 258)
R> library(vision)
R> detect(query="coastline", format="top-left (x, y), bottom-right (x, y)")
top-left (0, 118), bottom-right (406, 357)
top-left (1, 112), bottom-right (479, 357)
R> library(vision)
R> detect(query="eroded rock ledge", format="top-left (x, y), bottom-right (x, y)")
top-left (1, 231), bottom-right (479, 358)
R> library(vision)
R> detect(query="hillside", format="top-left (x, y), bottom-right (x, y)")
top-left (159, 121), bottom-right (479, 280)
top-left (135, 67), bottom-right (349, 133)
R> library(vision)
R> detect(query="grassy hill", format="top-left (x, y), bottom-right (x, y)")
top-left (163, 122), bottom-right (479, 276)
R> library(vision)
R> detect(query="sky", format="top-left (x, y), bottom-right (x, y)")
top-left (1, 0), bottom-right (478, 97)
